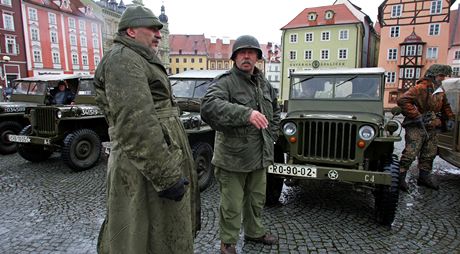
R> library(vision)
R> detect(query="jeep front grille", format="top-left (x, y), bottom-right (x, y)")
top-left (33, 108), bottom-right (56, 136)
top-left (297, 120), bottom-right (357, 162)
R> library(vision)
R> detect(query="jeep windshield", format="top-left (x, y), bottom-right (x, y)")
top-left (77, 79), bottom-right (96, 96)
top-left (171, 79), bottom-right (210, 98)
top-left (290, 75), bottom-right (381, 100)
top-left (12, 81), bottom-right (48, 95)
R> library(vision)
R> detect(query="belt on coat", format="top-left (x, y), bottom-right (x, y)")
top-left (155, 107), bottom-right (180, 119)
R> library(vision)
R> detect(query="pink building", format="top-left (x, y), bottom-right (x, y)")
top-left (448, 5), bottom-right (460, 77)
top-left (378, 0), bottom-right (457, 109)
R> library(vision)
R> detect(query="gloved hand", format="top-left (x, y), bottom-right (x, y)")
top-left (447, 119), bottom-right (455, 131)
top-left (158, 177), bottom-right (189, 201)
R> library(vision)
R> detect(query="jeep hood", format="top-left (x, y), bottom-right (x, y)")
top-left (285, 110), bottom-right (384, 125)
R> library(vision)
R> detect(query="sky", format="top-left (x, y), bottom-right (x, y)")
top-left (126, 0), bottom-right (458, 43)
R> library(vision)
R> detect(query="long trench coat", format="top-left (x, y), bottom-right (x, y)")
top-left (94, 34), bottom-right (200, 254)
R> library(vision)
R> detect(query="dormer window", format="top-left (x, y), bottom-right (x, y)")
top-left (308, 12), bottom-right (317, 21)
top-left (325, 10), bottom-right (335, 20)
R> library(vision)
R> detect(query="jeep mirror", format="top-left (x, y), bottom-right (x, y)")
top-left (391, 106), bottom-right (402, 116)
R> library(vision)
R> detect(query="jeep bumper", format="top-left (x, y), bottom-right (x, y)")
top-left (268, 163), bottom-right (392, 185)
top-left (8, 134), bottom-right (52, 146)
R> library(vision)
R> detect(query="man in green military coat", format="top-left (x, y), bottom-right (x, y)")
top-left (201, 35), bottom-right (281, 254)
top-left (94, 6), bottom-right (199, 254)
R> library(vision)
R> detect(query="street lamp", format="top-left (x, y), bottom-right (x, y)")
top-left (1, 55), bottom-right (10, 101)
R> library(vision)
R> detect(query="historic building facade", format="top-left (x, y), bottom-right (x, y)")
top-left (0, 0), bottom-right (28, 89)
top-left (280, 2), bottom-right (378, 101)
top-left (22, 0), bottom-right (104, 76)
top-left (378, 0), bottom-right (456, 109)
top-left (448, 5), bottom-right (460, 77)
top-left (169, 34), bottom-right (208, 75)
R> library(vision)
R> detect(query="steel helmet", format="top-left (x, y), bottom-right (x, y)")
top-left (425, 64), bottom-right (452, 77)
top-left (231, 35), bottom-right (262, 60)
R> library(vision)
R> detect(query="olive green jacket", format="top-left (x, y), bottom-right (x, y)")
top-left (201, 66), bottom-right (281, 172)
top-left (94, 34), bottom-right (199, 254)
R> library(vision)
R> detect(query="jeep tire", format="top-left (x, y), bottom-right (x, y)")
top-left (265, 145), bottom-right (284, 206)
top-left (62, 129), bottom-right (101, 172)
top-left (192, 142), bottom-right (214, 191)
top-left (374, 154), bottom-right (400, 226)
top-left (17, 125), bottom-right (53, 162)
top-left (0, 121), bottom-right (23, 154)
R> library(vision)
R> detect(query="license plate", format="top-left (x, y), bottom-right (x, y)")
top-left (8, 135), bottom-right (31, 143)
top-left (268, 163), bottom-right (317, 178)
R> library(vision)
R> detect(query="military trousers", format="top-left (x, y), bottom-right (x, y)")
top-left (215, 167), bottom-right (267, 244)
top-left (400, 126), bottom-right (439, 173)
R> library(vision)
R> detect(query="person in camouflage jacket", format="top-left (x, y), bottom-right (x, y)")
top-left (201, 35), bottom-right (281, 254)
top-left (397, 64), bottom-right (454, 192)
top-left (94, 6), bottom-right (199, 254)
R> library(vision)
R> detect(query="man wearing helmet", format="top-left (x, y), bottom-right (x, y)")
top-left (201, 35), bottom-right (281, 254)
top-left (397, 64), bottom-right (455, 192)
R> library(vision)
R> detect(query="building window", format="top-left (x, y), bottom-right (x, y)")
top-left (69, 18), bottom-right (76, 29)
top-left (225, 63), bottom-right (229, 69)
top-left (1, 0), bottom-right (12, 6)
top-left (390, 26), bottom-right (400, 37)
top-left (72, 53), bottom-right (78, 65)
top-left (48, 13), bottom-right (57, 25)
top-left (31, 28), bottom-right (39, 41)
top-left (290, 34), bottom-right (297, 43)
top-left (339, 30), bottom-right (349, 40)
top-left (430, 0), bottom-right (442, 14)
top-left (288, 68), bottom-right (295, 77)
top-left (79, 20), bottom-right (86, 30)
top-left (338, 49), bottom-right (348, 59)
top-left (387, 48), bottom-right (398, 60)
top-left (175, 68), bottom-right (179, 73)
top-left (52, 52), bottom-right (60, 64)
top-left (404, 68), bottom-right (414, 78)
top-left (3, 13), bottom-right (14, 31)
top-left (391, 4), bottom-right (402, 17)
top-left (91, 23), bottom-right (98, 33)
top-left (305, 32), bottom-right (313, 42)
top-left (389, 92), bottom-right (398, 103)
top-left (50, 31), bottom-right (58, 44)
top-left (70, 35), bottom-right (77, 46)
top-left (82, 55), bottom-right (88, 65)
top-left (175, 58), bottom-right (179, 63)
top-left (308, 12), bottom-right (317, 21)
top-left (304, 50), bottom-right (312, 60)
top-left (28, 8), bottom-right (38, 21)
top-left (455, 51), bottom-right (460, 60)
top-left (289, 51), bottom-right (297, 60)
top-left (416, 68), bottom-right (421, 78)
top-left (427, 47), bottom-right (438, 59)
top-left (211, 63), bottom-right (215, 69)
top-left (183, 58), bottom-right (187, 63)
top-left (453, 67), bottom-right (459, 77)
top-left (218, 63), bottom-right (222, 69)
top-left (93, 37), bottom-right (99, 47)
top-left (33, 50), bottom-right (42, 62)
top-left (94, 56), bottom-right (100, 66)
top-left (405, 45), bottom-right (416, 56)
top-left (386, 72), bottom-right (396, 83)
top-left (80, 36), bottom-right (87, 47)
top-left (191, 58), bottom-right (195, 63)
top-left (321, 49), bottom-right (329, 60)
top-left (199, 58), bottom-right (203, 63)
top-left (321, 31), bottom-right (330, 41)
top-left (5, 36), bottom-right (16, 54)
top-left (325, 10), bottom-right (334, 20)
top-left (429, 24), bottom-right (440, 35)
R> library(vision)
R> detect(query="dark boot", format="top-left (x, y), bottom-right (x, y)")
top-left (220, 242), bottom-right (236, 254)
top-left (417, 170), bottom-right (439, 190)
top-left (399, 171), bottom-right (409, 192)
top-left (244, 233), bottom-right (278, 245)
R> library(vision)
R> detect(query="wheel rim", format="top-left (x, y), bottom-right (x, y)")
top-left (75, 140), bottom-right (92, 159)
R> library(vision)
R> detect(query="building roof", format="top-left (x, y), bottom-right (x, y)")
top-left (206, 38), bottom-right (235, 59)
top-left (169, 34), bottom-right (207, 55)
top-left (450, 9), bottom-right (460, 47)
top-left (281, 4), bottom-right (360, 30)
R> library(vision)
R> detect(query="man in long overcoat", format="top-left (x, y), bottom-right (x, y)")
top-left (94, 6), bottom-right (199, 254)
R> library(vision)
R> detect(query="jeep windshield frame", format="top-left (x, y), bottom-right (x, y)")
top-left (171, 79), bottom-right (211, 99)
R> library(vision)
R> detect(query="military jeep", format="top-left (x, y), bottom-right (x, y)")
top-left (437, 78), bottom-right (460, 168)
top-left (171, 70), bottom-right (226, 191)
top-left (269, 68), bottom-right (402, 226)
top-left (8, 75), bottom-right (108, 171)
top-left (0, 74), bottom-right (83, 154)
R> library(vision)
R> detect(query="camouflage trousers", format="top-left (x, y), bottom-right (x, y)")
top-left (400, 126), bottom-right (439, 173)
top-left (215, 167), bottom-right (267, 244)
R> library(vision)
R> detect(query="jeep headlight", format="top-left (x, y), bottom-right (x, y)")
top-left (283, 122), bottom-right (297, 136)
top-left (56, 110), bottom-right (62, 119)
top-left (359, 125), bottom-right (375, 141)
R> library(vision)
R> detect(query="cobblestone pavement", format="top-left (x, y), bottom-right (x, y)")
top-left (1, 138), bottom-right (460, 253)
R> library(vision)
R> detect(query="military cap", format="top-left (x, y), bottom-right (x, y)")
top-left (118, 6), bottom-right (163, 32)
top-left (425, 64), bottom-right (452, 77)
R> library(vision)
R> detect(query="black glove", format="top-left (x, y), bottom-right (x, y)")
top-left (158, 177), bottom-right (189, 201)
